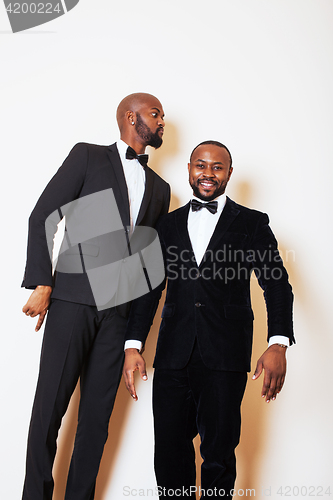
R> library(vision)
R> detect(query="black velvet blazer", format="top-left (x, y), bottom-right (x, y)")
top-left (22, 142), bottom-right (170, 312)
top-left (126, 198), bottom-right (294, 372)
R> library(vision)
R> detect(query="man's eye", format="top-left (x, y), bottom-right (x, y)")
top-left (152, 112), bottom-right (157, 117)
top-left (213, 166), bottom-right (222, 170)
top-left (196, 164), bottom-right (204, 168)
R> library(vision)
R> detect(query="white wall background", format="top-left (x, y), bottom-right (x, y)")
top-left (1, 1), bottom-right (332, 499)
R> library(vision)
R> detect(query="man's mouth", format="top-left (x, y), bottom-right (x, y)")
top-left (199, 180), bottom-right (216, 189)
top-left (158, 128), bottom-right (164, 135)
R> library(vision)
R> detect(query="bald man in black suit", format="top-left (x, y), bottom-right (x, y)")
top-left (21, 93), bottom-right (170, 500)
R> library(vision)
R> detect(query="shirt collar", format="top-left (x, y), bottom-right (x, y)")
top-left (116, 139), bottom-right (131, 163)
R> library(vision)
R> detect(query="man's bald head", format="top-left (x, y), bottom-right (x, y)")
top-left (116, 93), bottom-right (162, 132)
top-left (116, 93), bottom-right (165, 154)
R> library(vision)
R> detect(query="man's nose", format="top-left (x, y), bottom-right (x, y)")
top-left (203, 168), bottom-right (215, 177)
top-left (158, 117), bottom-right (165, 128)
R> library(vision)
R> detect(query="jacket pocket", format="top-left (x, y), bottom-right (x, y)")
top-left (224, 305), bottom-right (254, 321)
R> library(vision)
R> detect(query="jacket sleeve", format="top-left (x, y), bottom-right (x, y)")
top-left (21, 143), bottom-right (89, 289)
top-left (125, 221), bottom-right (167, 346)
top-left (250, 213), bottom-right (295, 345)
top-left (124, 281), bottom-right (165, 346)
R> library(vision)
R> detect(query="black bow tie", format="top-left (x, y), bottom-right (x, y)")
top-left (126, 146), bottom-right (149, 168)
top-left (190, 199), bottom-right (218, 214)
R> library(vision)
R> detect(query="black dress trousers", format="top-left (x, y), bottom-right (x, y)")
top-left (153, 340), bottom-right (247, 499)
top-left (22, 299), bottom-right (127, 500)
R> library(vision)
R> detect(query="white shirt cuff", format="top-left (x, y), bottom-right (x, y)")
top-left (268, 335), bottom-right (290, 347)
top-left (124, 340), bottom-right (143, 351)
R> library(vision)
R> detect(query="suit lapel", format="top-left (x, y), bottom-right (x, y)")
top-left (199, 197), bottom-right (240, 268)
top-left (107, 143), bottom-right (130, 227)
top-left (136, 166), bottom-right (154, 226)
top-left (175, 203), bottom-right (197, 263)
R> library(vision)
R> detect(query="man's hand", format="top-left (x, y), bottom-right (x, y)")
top-left (252, 344), bottom-right (287, 402)
top-left (22, 285), bottom-right (52, 332)
top-left (123, 348), bottom-right (147, 401)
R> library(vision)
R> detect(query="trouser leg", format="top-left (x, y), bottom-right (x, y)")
top-left (153, 341), bottom-right (247, 499)
top-left (65, 309), bottom-right (126, 500)
top-left (188, 343), bottom-right (247, 498)
top-left (153, 367), bottom-right (198, 499)
top-left (22, 300), bottom-right (98, 500)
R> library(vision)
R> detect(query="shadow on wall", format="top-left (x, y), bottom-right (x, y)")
top-left (52, 124), bottom-right (179, 500)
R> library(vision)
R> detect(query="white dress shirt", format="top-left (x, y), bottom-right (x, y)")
top-left (117, 140), bottom-right (146, 352)
top-left (116, 140), bottom-right (145, 230)
top-left (125, 192), bottom-right (290, 350)
top-left (188, 193), bottom-right (227, 266)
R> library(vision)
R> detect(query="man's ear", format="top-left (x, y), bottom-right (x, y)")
top-left (126, 110), bottom-right (135, 125)
top-left (188, 162), bottom-right (191, 173)
top-left (227, 166), bottom-right (233, 181)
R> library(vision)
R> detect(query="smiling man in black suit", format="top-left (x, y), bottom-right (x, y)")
top-left (123, 141), bottom-right (294, 499)
top-left (21, 93), bottom-right (170, 500)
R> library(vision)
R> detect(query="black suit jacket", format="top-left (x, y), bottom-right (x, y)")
top-left (22, 142), bottom-right (170, 311)
top-left (125, 198), bottom-right (294, 372)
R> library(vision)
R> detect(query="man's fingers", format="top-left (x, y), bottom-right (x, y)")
top-left (262, 373), bottom-right (287, 402)
top-left (261, 369), bottom-right (272, 400)
top-left (23, 304), bottom-right (34, 316)
top-left (278, 375), bottom-right (285, 393)
top-left (252, 360), bottom-right (263, 380)
top-left (269, 375), bottom-right (285, 401)
top-left (138, 358), bottom-right (147, 381)
top-left (124, 369), bottom-right (138, 401)
top-left (262, 372), bottom-right (282, 402)
top-left (261, 373), bottom-right (270, 399)
top-left (275, 377), bottom-right (282, 395)
top-left (254, 345), bottom-right (287, 401)
top-left (266, 381), bottom-right (277, 402)
top-left (123, 350), bottom-right (147, 401)
top-left (35, 310), bottom-right (47, 332)
top-left (128, 374), bottom-right (138, 401)
top-left (23, 286), bottom-right (52, 320)
top-left (274, 375), bottom-right (285, 398)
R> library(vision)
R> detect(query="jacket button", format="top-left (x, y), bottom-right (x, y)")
top-left (195, 302), bottom-right (201, 307)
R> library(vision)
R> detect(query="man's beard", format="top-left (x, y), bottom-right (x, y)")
top-left (135, 113), bottom-right (163, 149)
top-left (190, 180), bottom-right (226, 201)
